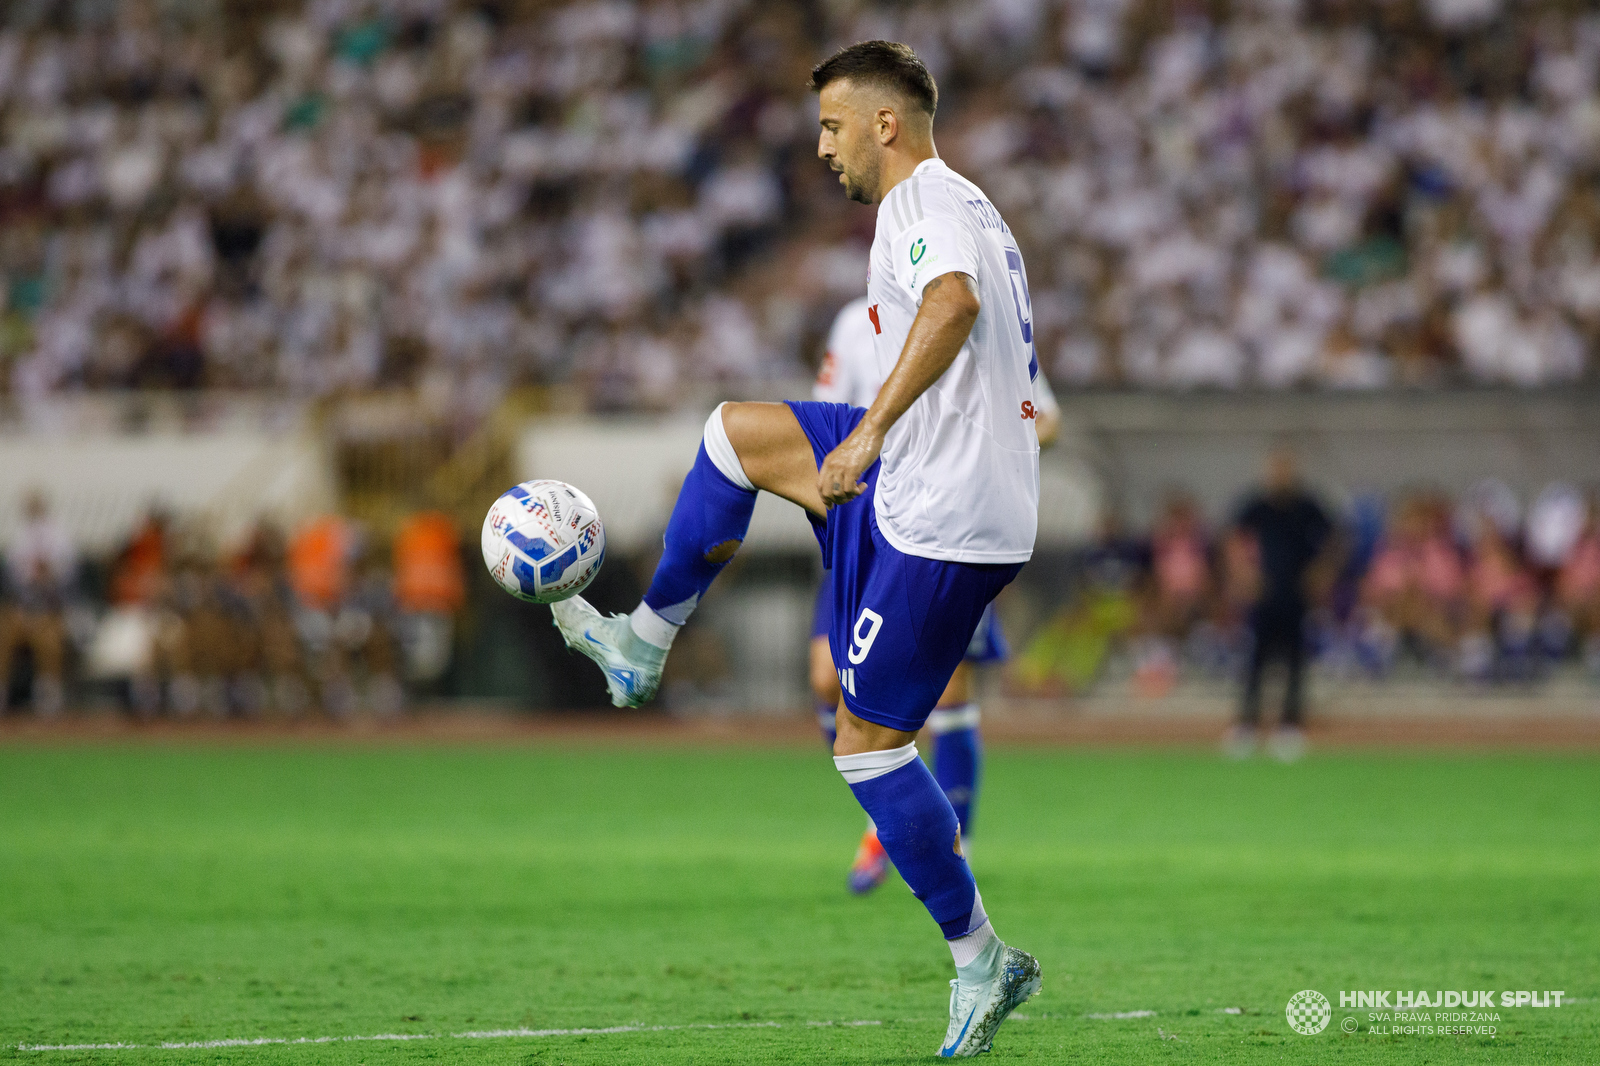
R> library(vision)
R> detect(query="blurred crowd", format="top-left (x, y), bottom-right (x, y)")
top-left (0, 494), bottom-right (464, 718)
top-left (1017, 476), bottom-right (1600, 693)
top-left (1, 0), bottom-right (1598, 416)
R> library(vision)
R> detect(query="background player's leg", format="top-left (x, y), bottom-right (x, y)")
top-left (1228, 618), bottom-right (1269, 757)
top-left (834, 706), bottom-right (1000, 981)
top-left (1268, 616), bottom-right (1309, 762)
top-left (809, 635), bottom-right (840, 747)
top-left (928, 662), bottom-right (981, 840)
top-left (812, 633), bottom-right (891, 891)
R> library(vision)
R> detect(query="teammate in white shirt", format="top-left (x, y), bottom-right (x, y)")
top-left (811, 295), bottom-right (1059, 893)
top-left (552, 41), bottom-right (1042, 1056)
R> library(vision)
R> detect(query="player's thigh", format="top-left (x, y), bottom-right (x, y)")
top-left (834, 702), bottom-right (918, 756)
top-left (721, 402), bottom-right (825, 517)
top-left (809, 635), bottom-right (841, 705)
top-left (936, 661), bottom-right (972, 707)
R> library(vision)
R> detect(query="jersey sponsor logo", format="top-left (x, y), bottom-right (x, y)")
top-left (1020, 400), bottom-right (1036, 420)
top-left (867, 304), bottom-right (881, 335)
top-left (848, 608), bottom-right (883, 665)
top-left (910, 237), bottom-right (926, 264)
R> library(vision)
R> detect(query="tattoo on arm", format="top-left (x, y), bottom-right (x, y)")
top-left (922, 272), bottom-right (979, 300)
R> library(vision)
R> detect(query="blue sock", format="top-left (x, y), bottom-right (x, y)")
top-left (640, 407), bottom-right (756, 625)
top-left (816, 703), bottom-right (837, 748)
top-left (930, 703), bottom-right (981, 836)
top-left (836, 743), bottom-right (986, 940)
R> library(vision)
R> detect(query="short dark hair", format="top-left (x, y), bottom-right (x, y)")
top-left (808, 40), bottom-right (937, 118)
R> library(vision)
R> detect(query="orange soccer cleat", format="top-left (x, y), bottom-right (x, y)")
top-left (848, 829), bottom-right (892, 894)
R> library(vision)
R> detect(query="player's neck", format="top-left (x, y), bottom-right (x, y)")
top-left (874, 143), bottom-right (938, 204)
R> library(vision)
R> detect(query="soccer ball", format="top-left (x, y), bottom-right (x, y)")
top-left (481, 480), bottom-right (605, 604)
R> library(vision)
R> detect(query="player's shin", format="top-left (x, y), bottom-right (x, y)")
top-left (633, 404), bottom-right (757, 649)
top-left (929, 703), bottom-right (981, 838)
top-left (834, 743), bottom-right (1000, 981)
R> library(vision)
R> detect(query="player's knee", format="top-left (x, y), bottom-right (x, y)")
top-left (702, 402), bottom-right (757, 493)
top-left (715, 401), bottom-right (797, 477)
top-left (715, 401), bottom-right (761, 451)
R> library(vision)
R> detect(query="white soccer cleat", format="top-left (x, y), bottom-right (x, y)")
top-left (1267, 725), bottom-right (1307, 763)
top-left (550, 596), bottom-right (667, 707)
top-left (938, 943), bottom-right (1041, 1057)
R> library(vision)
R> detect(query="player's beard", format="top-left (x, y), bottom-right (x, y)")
top-left (839, 150), bottom-right (879, 205)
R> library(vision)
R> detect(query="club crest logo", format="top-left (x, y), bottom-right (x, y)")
top-left (1286, 990), bottom-right (1331, 1035)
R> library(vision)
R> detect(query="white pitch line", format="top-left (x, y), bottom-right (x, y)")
top-left (18, 1010), bottom-right (1181, 1053)
top-left (18, 1019), bottom-right (882, 1052)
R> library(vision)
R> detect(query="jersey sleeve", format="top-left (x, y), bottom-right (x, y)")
top-left (889, 208), bottom-right (981, 303)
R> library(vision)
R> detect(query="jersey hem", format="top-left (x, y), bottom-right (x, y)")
top-left (872, 498), bottom-right (1035, 565)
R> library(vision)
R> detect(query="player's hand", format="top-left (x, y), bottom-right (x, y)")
top-left (818, 425), bottom-right (884, 507)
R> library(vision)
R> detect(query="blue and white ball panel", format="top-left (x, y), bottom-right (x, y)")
top-left (482, 480), bottom-right (605, 604)
top-left (785, 401), bottom-right (1022, 733)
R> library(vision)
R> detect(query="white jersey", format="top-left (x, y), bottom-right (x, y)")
top-left (843, 158), bottom-right (1042, 563)
top-left (816, 294), bottom-right (1059, 422)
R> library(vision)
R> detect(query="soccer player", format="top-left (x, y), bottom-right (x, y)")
top-left (552, 41), bottom-right (1043, 1056)
top-left (812, 294), bottom-right (1060, 893)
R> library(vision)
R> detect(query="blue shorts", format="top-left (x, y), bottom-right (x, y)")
top-left (786, 401), bottom-right (1022, 732)
top-left (813, 580), bottom-right (1008, 665)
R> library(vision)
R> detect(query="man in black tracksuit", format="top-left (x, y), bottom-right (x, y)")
top-left (1231, 448), bottom-right (1336, 760)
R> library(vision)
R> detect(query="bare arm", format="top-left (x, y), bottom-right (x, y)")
top-left (1034, 372), bottom-right (1061, 448)
top-left (1036, 406), bottom-right (1061, 447)
top-left (817, 272), bottom-right (980, 505)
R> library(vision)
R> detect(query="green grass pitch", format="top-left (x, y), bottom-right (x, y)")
top-left (2, 741), bottom-right (1596, 1064)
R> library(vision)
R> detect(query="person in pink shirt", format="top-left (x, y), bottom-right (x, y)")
top-left (1358, 494), bottom-right (1463, 669)
top-left (1460, 510), bottom-right (1539, 680)
top-left (1554, 498), bottom-right (1600, 673)
top-left (1133, 493), bottom-right (1213, 695)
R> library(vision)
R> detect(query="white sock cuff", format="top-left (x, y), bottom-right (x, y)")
top-left (834, 741), bottom-right (919, 784)
top-left (949, 917), bottom-right (996, 967)
top-left (927, 702), bottom-right (980, 734)
top-left (629, 602), bottom-right (680, 650)
top-left (703, 403), bottom-right (755, 491)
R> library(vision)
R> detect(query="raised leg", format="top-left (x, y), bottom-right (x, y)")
top-left (718, 401), bottom-right (825, 516)
top-left (550, 403), bottom-right (822, 707)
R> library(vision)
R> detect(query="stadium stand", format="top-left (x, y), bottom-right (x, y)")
top-left (1, 0), bottom-right (1598, 406)
top-left (1, 0), bottom-right (1599, 717)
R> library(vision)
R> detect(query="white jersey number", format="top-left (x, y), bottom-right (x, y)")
top-left (848, 608), bottom-right (884, 665)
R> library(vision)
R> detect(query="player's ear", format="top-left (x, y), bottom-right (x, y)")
top-left (875, 107), bottom-right (897, 146)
